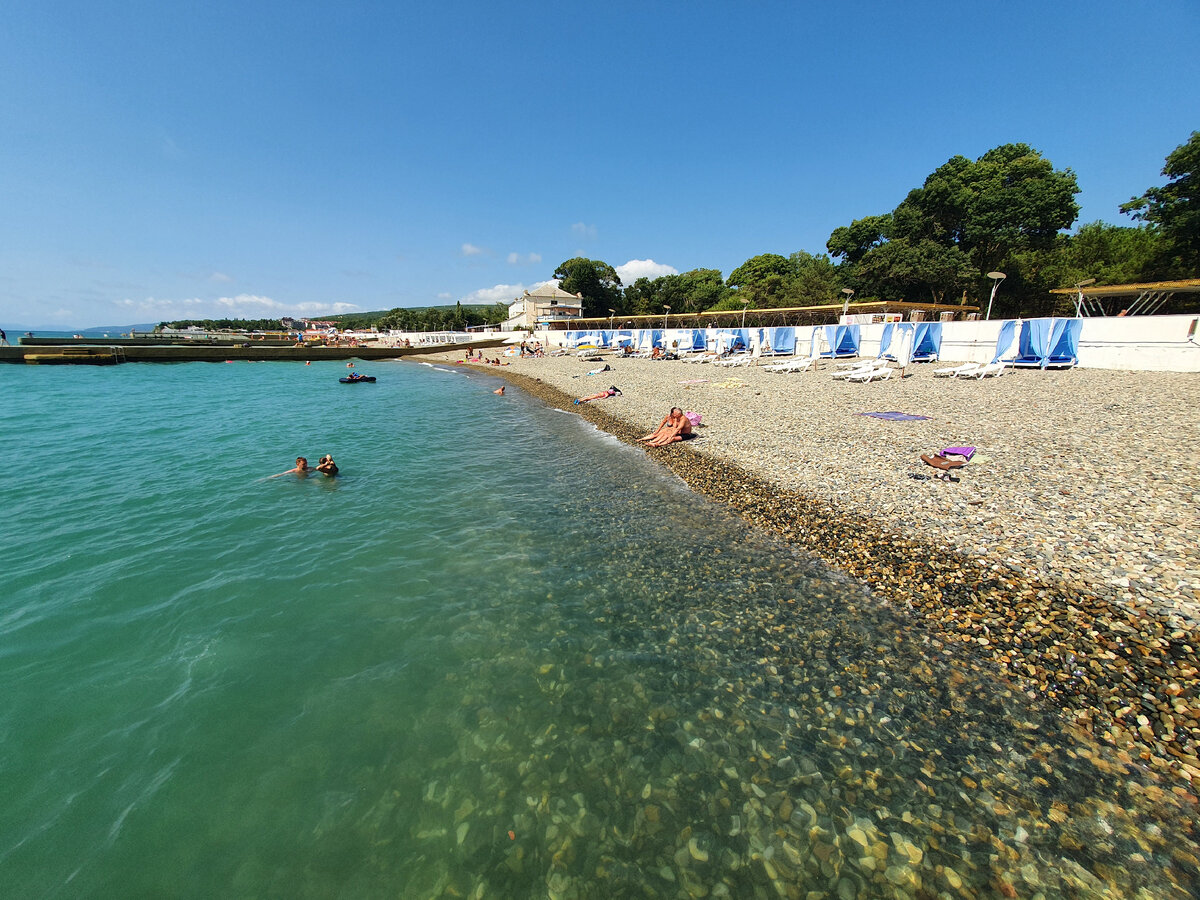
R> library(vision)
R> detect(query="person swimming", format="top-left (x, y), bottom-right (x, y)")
top-left (316, 455), bottom-right (339, 476)
top-left (270, 457), bottom-right (312, 478)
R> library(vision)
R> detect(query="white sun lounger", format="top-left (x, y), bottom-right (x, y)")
top-left (846, 365), bottom-right (895, 383)
top-left (713, 353), bottom-right (754, 367)
top-left (964, 361), bottom-right (1006, 378)
top-left (832, 360), bottom-right (884, 380)
top-left (764, 356), bottom-right (814, 374)
top-left (932, 362), bottom-right (981, 378)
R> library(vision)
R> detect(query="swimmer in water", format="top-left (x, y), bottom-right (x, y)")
top-left (316, 455), bottom-right (339, 476)
top-left (270, 457), bottom-right (311, 478)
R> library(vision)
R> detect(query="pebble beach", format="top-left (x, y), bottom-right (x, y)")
top-left (448, 350), bottom-right (1200, 796)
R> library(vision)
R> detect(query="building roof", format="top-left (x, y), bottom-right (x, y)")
top-left (521, 283), bottom-right (583, 301)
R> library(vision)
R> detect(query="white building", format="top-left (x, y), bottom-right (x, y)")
top-left (502, 283), bottom-right (585, 330)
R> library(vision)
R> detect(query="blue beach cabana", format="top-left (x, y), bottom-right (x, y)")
top-left (1043, 318), bottom-right (1082, 368)
top-left (912, 323), bottom-right (942, 361)
top-left (818, 324), bottom-right (860, 358)
top-left (992, 320), bottom-right (1019, 363)
top-left (714, 328), bottom-right (750, 355)
top-left (1008, 318), bottom-right (1080, 368)
top-left (665, 328), bottom-right (705, 351)
top-left (758, 326), bottom-right (797, 356)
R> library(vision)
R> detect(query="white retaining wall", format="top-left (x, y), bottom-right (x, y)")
top-left (534, 314), bottom-right (1200, 373)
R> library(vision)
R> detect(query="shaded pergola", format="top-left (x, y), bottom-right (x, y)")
top-left (551, 300), bottom-right (978, 330)
top-left (1049, 279), bottom-right (1200, 317)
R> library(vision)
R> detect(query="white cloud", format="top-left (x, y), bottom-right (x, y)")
top-left (437, 292), bottom-right (453, 300)
top-left (571, 222), bottom-right (597, 239)
top-left (615, 259), bottom-right (678, 284)
top-left (114, 294), bottom-right (360, 318)
top-left (209, 271), bottom-right (233, 283)
top-left (461, 243), bottom-right (485, 256)
top-left (459, 283), bottom-right (527, 305)
top-left (507, 251), bottom-right (542, 265)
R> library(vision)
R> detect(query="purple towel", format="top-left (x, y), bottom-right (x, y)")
top-left (940, 446), bottom-right (975, 460)
top-left (858, 411), bottom-right (931, 421)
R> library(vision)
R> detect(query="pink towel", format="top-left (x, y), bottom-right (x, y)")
top-left (940, 446), bottom-right (975, 460)
top-left (685, 412), bottom-right (702, 427)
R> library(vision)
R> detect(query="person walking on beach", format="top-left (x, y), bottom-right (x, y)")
top-left (638, 407), bottom-right (692, 447)
top-left (270, 457), bottom-right (312, 478)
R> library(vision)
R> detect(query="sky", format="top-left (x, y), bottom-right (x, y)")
top-left (1, 1), bottom-right (1197, 329)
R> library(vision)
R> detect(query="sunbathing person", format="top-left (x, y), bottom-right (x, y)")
top-left (638, 408), bottom-right (693, 446)
top-left (574, 386), bottom-right (622, 404)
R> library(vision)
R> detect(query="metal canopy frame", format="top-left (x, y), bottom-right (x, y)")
top-left (1049, 279), bottom-right (1200, 316)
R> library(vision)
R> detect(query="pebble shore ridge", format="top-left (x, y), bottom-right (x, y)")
top-left (452, 351), bottom-right (1200, 796)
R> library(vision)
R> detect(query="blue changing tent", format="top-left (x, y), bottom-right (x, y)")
top-left (879, 322), bottom-right (940, 362)
top-left (665, 328), bottom-right (705, 351)
top-left (819, 324), bottom-right (860, 358)
top-left (759, 326), bottom-right (796, 355)
top-left (912, 323), bottom-right (942, 361)
top-left (1044, 318), bottom-right (1081, 367)
top-left (992, 320), bottom-right (1019, 363)
top-left (714, 328), bottom-right (750, 354)
top-left (637, 329), bottom-right (665, 351)
top-left (996, 318), bottom-right (1081, 368)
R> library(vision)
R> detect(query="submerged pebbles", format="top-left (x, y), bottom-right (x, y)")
top-left (387, 354), bottom-right (1200, 898)
top-left (485, 357), bottom-right (1200, 797)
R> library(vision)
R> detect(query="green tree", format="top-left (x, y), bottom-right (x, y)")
top-left (1121, 131), bottom-right (1200, 274)
top-left (674, 268), bottom-right (729, 312)
top-left (783, 251), bottom-right (840, 306)
top-left (853, 239), bottom-right (975, 304)
top-left (726, 253), bottom-right (794, 306)
top-left (827, 143), bottom-right (1080, 312)
top-left (826, 215), bottom-right (892, 265)
top-left (892, 143), bottom-right (1080, 275)
top-left (553, 257), bottom-right (622, 317)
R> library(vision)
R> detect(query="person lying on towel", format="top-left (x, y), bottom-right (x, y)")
top-left (574, 386), bottom-right (622, 404)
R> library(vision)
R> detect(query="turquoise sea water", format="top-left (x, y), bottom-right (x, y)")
top-left (1, 359), bottom-right (1196, 898)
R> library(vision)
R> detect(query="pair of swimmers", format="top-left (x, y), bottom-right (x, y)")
top-left (271, 455), bottom-right (338, 478)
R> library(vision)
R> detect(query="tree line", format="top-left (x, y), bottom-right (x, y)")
top-left (163, 133), bottom-right (1196, 332)
top-left (558, 132), bottom-right (1199, 321)
top-left (161, 303), bottom-right (510, 334)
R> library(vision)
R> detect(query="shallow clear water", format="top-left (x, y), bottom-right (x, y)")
top-left (0, 359), bottom-right (1195, 898)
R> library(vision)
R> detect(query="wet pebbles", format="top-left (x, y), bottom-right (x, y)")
top-left (469, 355), bottom-right (1200, 798)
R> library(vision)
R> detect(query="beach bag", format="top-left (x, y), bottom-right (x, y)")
top-left (684, 411), bottom-right (702, 427)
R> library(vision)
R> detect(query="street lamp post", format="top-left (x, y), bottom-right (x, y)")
top-left (1074, 278), bottom-right (1096, 317)
top-left (662, 305), bottom-right (670, 330)
top-left (741, 299), bottom-right (749, 329)
top-left (840, 288), bottom-right (855, 319)
top-left (608, 308), bottom-right (615, 331)
top-left (985, 272), bottom-right (1006, 320)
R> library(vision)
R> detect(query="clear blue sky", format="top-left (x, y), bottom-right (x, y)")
top-left (2, 0), bottom-right (1197, 329)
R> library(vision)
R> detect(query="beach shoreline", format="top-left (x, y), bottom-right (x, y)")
top-left (440, 350), bottom-right (1200, 795)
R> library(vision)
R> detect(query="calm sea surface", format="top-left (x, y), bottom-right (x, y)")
top-left (0, 359), bottom-right (1195, 898)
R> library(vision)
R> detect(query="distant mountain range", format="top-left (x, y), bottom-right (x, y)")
top-left (0, 322), bottom-right (158, 333)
